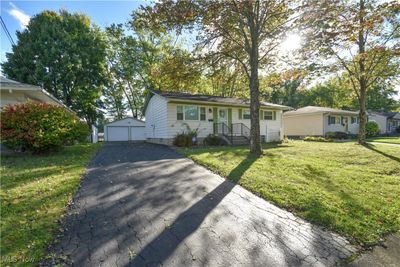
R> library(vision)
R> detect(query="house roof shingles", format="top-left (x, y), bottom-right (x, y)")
top-left (153, 90), bottom-right (292, 110)
top-left (0, 76), bottom-right (42, 91)
top-left (284, 106), bottom-right (359, 116)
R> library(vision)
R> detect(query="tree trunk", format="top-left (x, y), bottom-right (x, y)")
top-left (249, 31), bottom-right (262, 155)
top-left (358, 89), bottom-right (367, 144)
top-left (358, 0), bottom-right (367, 144)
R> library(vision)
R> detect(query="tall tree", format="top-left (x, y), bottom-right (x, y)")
top-left (300, 0), bottom-right (400, 143)
top-left (133, 0), bottom-right (292, 155)
top-left (261, 69), bottom-right (305, 107)
top-left (104, 23), bottom-right (201, 118)
top-left (2, 10), bottom-right (107, 124)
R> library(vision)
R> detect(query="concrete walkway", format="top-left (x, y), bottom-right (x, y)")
top-left (48, 143), bottom-right (356, 266)
top-left (351, 235), bottom-right (400, 267)
top-left (367, 142), bottom-right (400, 147)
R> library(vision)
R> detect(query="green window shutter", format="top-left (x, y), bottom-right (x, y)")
top-left (213, 107), bottom-right (218, 134)
top-left (328, 116), bottom-right (331, 125)
top-left (213, 107), bottom-right (218, 122)
top-left (273, 111), bottom-right (277, 120)
top-left (238, 109), bottom-right (242, 119)
top-left (228, 108), bottom-right (232, 127)
top-left (260, 110), bottom-right (264, 120)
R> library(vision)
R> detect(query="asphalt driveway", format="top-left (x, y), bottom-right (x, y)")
top-left (50, 142), bottom-right (356, 266)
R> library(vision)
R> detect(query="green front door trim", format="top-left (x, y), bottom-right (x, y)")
top-left (213, 107), bottom-right (218, 134)
top-left (228, 108), bottom-right (232, 127)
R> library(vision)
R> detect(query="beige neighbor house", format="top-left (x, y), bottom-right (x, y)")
top-left (283, 106), bottom-right (360, 137)
top-left (143, 90), bottom-right (291, 145)
top-left (0, 77), bottom-right (69, 110)
top-left (368, 111), bottom-right (400, 134)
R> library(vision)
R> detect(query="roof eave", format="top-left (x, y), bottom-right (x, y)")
top-left (166, 97), bottom-right (290, 110)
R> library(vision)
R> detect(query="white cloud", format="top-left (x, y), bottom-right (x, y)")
top-left (8, 2), bottom-right (30, 29)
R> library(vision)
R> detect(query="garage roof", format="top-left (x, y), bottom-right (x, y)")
top-left (105, 117), bottom-right (145, 127)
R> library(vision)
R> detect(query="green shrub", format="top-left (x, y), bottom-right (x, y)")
top-left (204, 134), bottom-right (225, 146)
top-left (325, 131), bottom-right (348, 139)
top-left (173, 130), bottom-right (198, 147)
top-left (303, 136), bottom-right (333, 142)
top-left (365, 121), bottom-right (380, 137)
top-left (396, 126), bottom-right (400, 134)
top-left (0, 102), bottom-right (90, 152)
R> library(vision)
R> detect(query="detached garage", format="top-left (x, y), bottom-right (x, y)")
top-left (104, 117), bottom-right (145, 142)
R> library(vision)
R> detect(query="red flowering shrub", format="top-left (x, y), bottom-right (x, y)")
top-left (1, 102), bottom-right (90, 152)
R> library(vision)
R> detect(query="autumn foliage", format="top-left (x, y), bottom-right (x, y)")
top-left (1, 102), bottom-right (90, 152)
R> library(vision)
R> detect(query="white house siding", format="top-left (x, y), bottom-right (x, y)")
top-left (368, 113), bottom-right (388, 134)
top-left (165, 103), bottom-right (283, 142)
top-left (232, 108), bottom-right (283, 141)
top-left (323, 115), bottom-right (359, 135)
top-left (283, 114), bottom-right (323, 136)
top-left (145, 94), bottom-right (169, 142)
top-left (167, 102), bottom-right (214, 138)
top-left (0, 91), bottom-right (29, 107)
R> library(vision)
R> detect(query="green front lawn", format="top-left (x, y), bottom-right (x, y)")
top-left (367, 136), bottom-right (400, 144)
top-left (1, 144), bottom-right (101, 266)
top-left (179, 141), bottom-right (400, 247)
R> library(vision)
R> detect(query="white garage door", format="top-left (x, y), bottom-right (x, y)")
top-left (107, 126), bottom-right (129, 141)
top-left (130, 126), bottom-right (145, 141)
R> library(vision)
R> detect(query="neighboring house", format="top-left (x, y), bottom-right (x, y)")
top-left (283, 106), bottom-right (359, 137)
top-left (0, 77), bottom-right (70, 110)
top-left (104, 117), bottom-right (146, 142)
top-left (368, 111), bottom-right (400, 134)
top-left (143, 90), bottom-right (291, 145)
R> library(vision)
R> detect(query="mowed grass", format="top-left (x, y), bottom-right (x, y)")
top-left (179, 141), bottom-right (400, 247)
top-left (367, 136), bottom-right (400, 144)
top-left (1, 144), bottom-right (101, 265)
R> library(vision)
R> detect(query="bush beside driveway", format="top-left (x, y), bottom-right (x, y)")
top-left (180, 141), bottom-right (400, 247)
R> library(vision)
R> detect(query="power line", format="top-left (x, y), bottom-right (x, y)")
top-left (0, 16), bottom-right (16, 46)
top-left (0, 16), bottom-right (42, 87)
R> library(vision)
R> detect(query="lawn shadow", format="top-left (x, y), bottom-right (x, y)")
top-left (228, 154), bottom-right (258, 182)
top-left (362, 143), bottom-right (400, 163)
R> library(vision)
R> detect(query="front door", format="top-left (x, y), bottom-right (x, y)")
top-left (218, 109), bottom-right (228, 125)
top-left (343, 117), bottom-right (349, 132)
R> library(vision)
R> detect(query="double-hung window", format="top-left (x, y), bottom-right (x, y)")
top-left (242, 109), bottom-right (251, 119)
top-left (263, 111), bottom-right (276, 120)
top-left (177, 106), bottom-right (184, 120)
top-left (177, 105), bottom-right (200, 120)
top-left (200, 107), bottom-right (206, 121)
top-left (328, 116), bottom-right (336, 125)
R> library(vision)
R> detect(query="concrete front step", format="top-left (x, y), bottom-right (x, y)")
top-left (231, 136), bottom-right (250, 146)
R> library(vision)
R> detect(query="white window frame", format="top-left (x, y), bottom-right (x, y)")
top-left (264, 111), bottom-right (274, 120)
top-left (242, 109), bottom-right (251, 120)
top-left (200, 107), bottom-right (206, 121)
top-left (177, 105), bottom-right (203, 121)
top-left (177, 106), bottom-right (184, 120)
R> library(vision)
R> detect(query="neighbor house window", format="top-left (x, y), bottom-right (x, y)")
top-left (200, 107), bottom-right (206, 121)
top-left (351, 117), bottom-right (358, 124)
top-left (184, 105), bottom-right (199, 120)
top-left (177, 106), bottom-right (183, 120)
top-left (263, 111), bottom-right (276, 120)
top-left (243, 109), bottom-right (251, 119)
